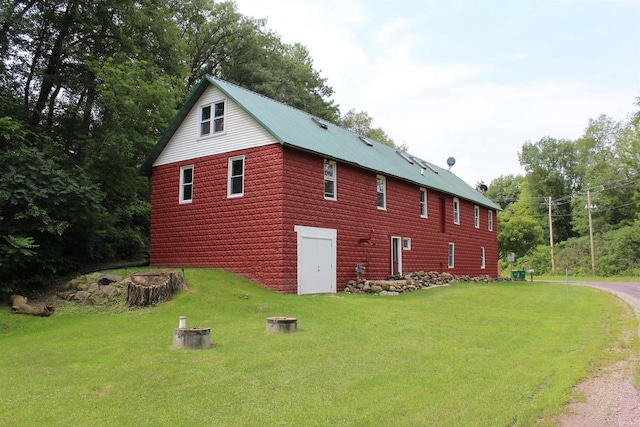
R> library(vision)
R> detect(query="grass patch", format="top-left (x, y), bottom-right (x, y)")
top-left (0, 269), bottom-right (637, 426)
top-left (538, 274), bottom-right (639, 282)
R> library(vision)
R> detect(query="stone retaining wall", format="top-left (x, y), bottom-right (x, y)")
top-left (345, 271), bottom-right (512, 295)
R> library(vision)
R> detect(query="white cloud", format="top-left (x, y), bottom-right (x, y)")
top-left (233, 0), bottom-right (638, 186)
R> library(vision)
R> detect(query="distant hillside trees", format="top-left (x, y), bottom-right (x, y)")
top-left (488, 103), bottom-right (640, 276)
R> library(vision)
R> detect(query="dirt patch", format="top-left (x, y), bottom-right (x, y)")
top-left (555, 290), bottom-right (640, 427)
top-left (557, 358), bottom-right (640, 426)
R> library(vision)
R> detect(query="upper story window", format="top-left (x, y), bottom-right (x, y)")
top-left (448, 242), bottom-right (455, 268)
top-left (324, 159), bottom-right (336, 200)
top-left (420, 188), bottom-right (427, 218)
top-left (453, 198), bottom-right (460, 225)
top-left (376, 175), bottom-right (386, 210)
top-left (480, 246), bottom-right (486, 269)
top-left (228, 155), bottom-right (244, 197)
top-left (180, 165), bottom-right (194, 204)
top-left (474, 205), bottom-right (480, 228)
top-left (200, 100), bottom-right (225, 137)
top-left (488, 210), bottom-right (494, 231)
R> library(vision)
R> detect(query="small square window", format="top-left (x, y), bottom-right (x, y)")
top-left (403, 238), bottom-right (411, 250)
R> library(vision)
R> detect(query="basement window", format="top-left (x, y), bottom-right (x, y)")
top-left (403, 238), bottom-right (411, 250)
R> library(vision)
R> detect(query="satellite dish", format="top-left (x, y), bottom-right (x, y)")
top-left (446, 157), bottom-right (456, 169)
top-left (479, 184), bottom-right (488, 192)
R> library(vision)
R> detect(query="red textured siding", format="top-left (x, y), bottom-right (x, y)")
top-left (150, 144), bottom-right (289, 292)
top-left (281, 147), bottom-right (498, 291)
top-left (150, 144), bottom-right (498, 293)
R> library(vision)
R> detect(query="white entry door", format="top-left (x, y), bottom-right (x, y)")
top-left (295, 226), bottom-right (337, 295)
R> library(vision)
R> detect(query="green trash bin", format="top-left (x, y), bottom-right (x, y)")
top-left (511, 270), bottom-right (526, 281)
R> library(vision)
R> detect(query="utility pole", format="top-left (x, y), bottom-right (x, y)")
top-left (548, 197), bottom-right (555, 274)
top-left (586, 190), bottom-right (596, 275)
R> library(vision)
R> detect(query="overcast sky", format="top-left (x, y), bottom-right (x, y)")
top-left (233, 0), bottom-right (639, 186)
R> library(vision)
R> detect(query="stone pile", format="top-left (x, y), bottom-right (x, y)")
top-left (57, 273), bottom-right (125, 304)
top-left (344, 271), bottom-right (509, 295)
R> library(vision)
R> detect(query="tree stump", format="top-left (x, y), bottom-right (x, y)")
top-left (124, 270), bottom-right (186, 308)
top-left (10, 295), bottom-right (55, 316)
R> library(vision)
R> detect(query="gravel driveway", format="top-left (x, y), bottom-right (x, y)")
top-left (552, 280), bottom-right (640, 426)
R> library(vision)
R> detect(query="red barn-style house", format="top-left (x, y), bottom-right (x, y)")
top-left (140, 76), bottom-right (500, 294)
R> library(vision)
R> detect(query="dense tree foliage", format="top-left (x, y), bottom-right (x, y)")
top-left (489, 104), bottom-right (640, 276)
top-left (0, 0), bottom-right (396, 291)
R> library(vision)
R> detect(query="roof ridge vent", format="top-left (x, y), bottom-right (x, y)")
top-left (411, 156), bottom-right (439, 174)
top-left (311, 117), bottom-right (328, 130)
top-left (359, 135), bottom-right (373, 146)
top-left (396, 150), bottom-right (414, 164)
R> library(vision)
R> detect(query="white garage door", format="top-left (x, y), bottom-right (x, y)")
top-left (294, 226), bottom-right (337, 295)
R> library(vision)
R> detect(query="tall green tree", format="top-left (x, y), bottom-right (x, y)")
top-left (519, 137), bottom-right (580, 243)
top-left (484, 174), bottom-right (524, 210)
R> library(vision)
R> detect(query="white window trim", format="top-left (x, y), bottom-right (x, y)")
top-left (448, 242), bottom-right (455, 268)
top-left (488, 210), bottom-right (494, 231)
top-left (227, 155), bottom-right (244, 198)
top-left (453, 198), bottom-right (460, 225)
top-left (480, 247), bottom-right (486, 269)
top-left (403, 237), bottom-right (411, 250)
top-left (324, 159), bottom-right (337, 200)
top-left (377, 175), bottom-right (386, 210)
top-left (474, 205), bottom-right (480, 228)
top-left (420, 188), bottom-right (428, 218)
top-left (199, 99), bottom-right (226, 138)
top-left (179, 165), bottom-right (194, 204)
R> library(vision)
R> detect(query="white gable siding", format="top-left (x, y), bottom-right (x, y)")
top-left (153, 86), bottom-right (278, 167)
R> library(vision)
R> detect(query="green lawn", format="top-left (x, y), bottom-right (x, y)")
top-left (1, 269), bottom-right (637, 426)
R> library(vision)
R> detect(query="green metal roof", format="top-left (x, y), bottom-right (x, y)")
top-left (141, 75), bottom-right (500, 210)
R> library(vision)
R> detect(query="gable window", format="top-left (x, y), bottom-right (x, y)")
top-left (376, 175), bottom-right (386, 210)
top-left (180, 165), bottom-right (194, 204)
top-left (403, 237), bottom-right (411, 250)
top-left (228, 156), bottom-right (244, 197)
top-left (453, 198), bottom-right (460, 225)
top-left (420, 188), bottom-right (427, 218)
top-left (480, 247), bottom-right (486, 269)
top-left (324, 159), bottom-right (336, 200)
top-left (474, 205), bottom-right (480, 228)
top-left (488, 210), bottom-right (494, 231)
top-left (200, 100), bottom-right (225, 137)
top-left (448, 242), bottom-right (455, 268)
